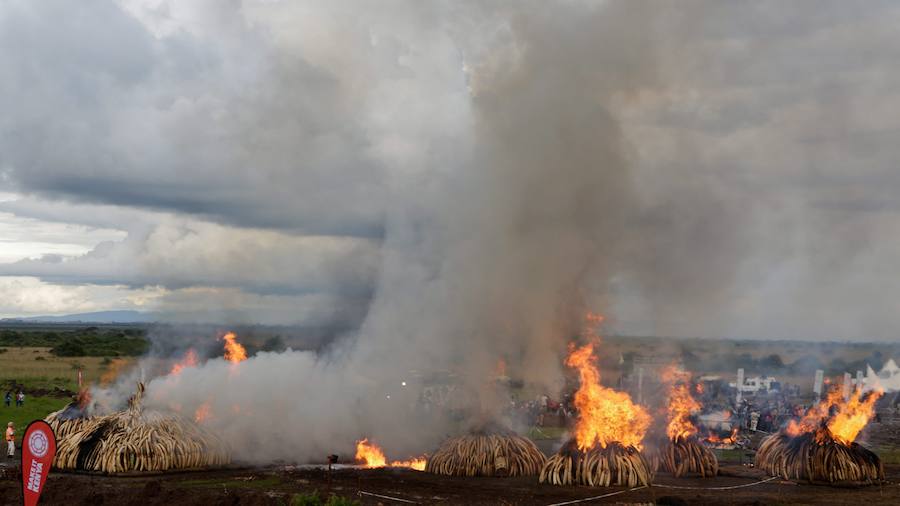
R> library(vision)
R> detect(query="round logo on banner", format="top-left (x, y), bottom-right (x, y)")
top-left (28, 430), bottom-right (49, 458)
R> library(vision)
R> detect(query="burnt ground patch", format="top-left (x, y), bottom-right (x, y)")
top-left (1, 463), bottom-right (900, 505)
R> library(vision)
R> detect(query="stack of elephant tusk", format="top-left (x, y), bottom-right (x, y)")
top-left (46, 383), bottom-right (231, 474)
top-left (646, 436), bottom-right (718, 478)
top-left (540, 439), bottom-right (653, 487)
top-left (755, 430), bottom-right (883, 485)
top-left (425, 427), bottom-right (545, 477)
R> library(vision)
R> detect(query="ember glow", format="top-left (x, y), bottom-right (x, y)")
top-left (75, 388), bottom-right (92, 410)
top-left (99, 358), bottom-right (131, 385)
top-left (567, 342), bottom-right (650, 450)
top-left (170, 349), bottom-right (198, 376)
top-left (495, 358), bottom-right (507, 378)
top-left (221, 332), bottom-right (247, 363)
top-left (194, 402), bottom-right (212, 424)
top-left (705, 427), bottom-right (738, 445)
top-left (662, 368), bottom-right (701, 441)
top-left (355, 439), bottom-right (426, 470)
top-left (786, 388), bottom-right (883, 444)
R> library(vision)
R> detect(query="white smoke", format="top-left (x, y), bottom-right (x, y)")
top-left (88, 0), bottom-right (900, 464)
top-left (112, 1), bottom-right (662, 463)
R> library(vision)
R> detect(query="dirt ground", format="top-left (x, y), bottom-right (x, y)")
top-left (2, 462), bottom-right (900, 505)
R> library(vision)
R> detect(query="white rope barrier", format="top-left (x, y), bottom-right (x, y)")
top-left (544, 476), bottom-right (780, 505)
top-left (653, 475), bottom-right (779, 490)
top-left (358, 490), bottom-right (419, 504)
top-left (544, 485), bottom-right (648, 506)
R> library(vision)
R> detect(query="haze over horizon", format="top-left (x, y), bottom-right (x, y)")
top-left (3, 1), bottom-right (900, 342)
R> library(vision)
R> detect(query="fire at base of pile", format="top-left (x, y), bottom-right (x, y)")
top-left (755, 431), bottom-right (883, 485)
top-left (540, 439), bottom-right (653, 487)
top-left (46, 384), bottom-right (231, 474)
top-left (646, 436), bottom-right (718, 478)
top-left (425, 429), bottom-right (546, 477)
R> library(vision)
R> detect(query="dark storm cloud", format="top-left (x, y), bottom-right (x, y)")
top-left (0, 222), bottom-right (379, 296)
top-left (4, 0), bottom-right (900, 341)
top-left (0, 0), bottom-right (389, 238)
top-left (40, 0), bottom-right (900, 469)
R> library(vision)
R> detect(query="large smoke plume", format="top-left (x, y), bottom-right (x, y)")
top-left (127, 1), bottom-right (663, 462)
top-left (76, 0), bottom-right (900, 463)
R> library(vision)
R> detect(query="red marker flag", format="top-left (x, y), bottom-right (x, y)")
top-left (20, 420), bottom-right (56, 506)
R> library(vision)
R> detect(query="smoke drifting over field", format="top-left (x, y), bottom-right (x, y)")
top-left (9, 0), bottom-right (900, 462)
top-left (131, 1), bottom-right (662, 461)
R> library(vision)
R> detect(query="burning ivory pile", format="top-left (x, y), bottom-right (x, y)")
top-left (540, 343), bottom-right (654, 487)
top-left (646, 368), bottom-right (718, 478)
top-left (46, 384), bottom-right (231, 474)
top-left (756, 389), bottom-right (884, 485)
top-left (425, 425), bottom-right (546, 477)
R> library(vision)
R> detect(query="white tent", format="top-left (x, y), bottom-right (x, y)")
top-left (863, 360), bottom-right (900, 392)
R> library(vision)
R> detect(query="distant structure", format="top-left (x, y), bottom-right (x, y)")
top-left (730, 374), bottom-right (780, 395)
top-left (622, 355), bottom-right (682, 406)
top-left (863, 359), bottom-right (900, 392)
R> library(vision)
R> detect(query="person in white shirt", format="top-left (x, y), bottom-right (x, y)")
top-left (749, 411), bottom-right (760, 431)
top-left (5, 422), bottom-right (14, 458)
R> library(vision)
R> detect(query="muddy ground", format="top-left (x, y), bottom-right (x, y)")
top-left (2, 462), bottom-right (900, 505)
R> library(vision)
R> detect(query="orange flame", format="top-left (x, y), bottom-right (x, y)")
top-left (705, 427), bottom-right (738, 445)
top-left (355, 439), bottom-right (425, 470)
top-left (390, 457), bottom-right (427, 471)
top-left (567, 342), bottom-right (650, 450)
top-left (222, 332), bottom-right (247, 363)
top-left (662, 368), bottom-right (701, 441)
top-left (194, 402), bottom-right (212, 424)
top-left (786, 388), bottom-right (882, 444)
top-left (170, 349), bottom-right (198, 376)
top-left (356, 438), bottom-right (387, 467)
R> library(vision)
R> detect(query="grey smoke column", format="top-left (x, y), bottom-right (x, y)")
top-left (143, 1), bottom-right (663, 462)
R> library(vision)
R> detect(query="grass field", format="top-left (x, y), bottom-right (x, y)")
top-left (0, 396), bottom-right (69, 447)
top-left (0, 346), bottom-right (136, 391)
top-left (0, 346), bottom-right (137, 447)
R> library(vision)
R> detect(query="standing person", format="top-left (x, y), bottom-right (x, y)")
top-left (750, 411), bottom-right (760, 432)
top-left (17, 391), bottom-right (24, 407)
top-left (3, 392), bottom-right (9, 408)
top-left (5, 422), bottom-right (13, 458)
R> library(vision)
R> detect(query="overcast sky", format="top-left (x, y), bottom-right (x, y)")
top-left (3, 1), bottom-right (900, 340)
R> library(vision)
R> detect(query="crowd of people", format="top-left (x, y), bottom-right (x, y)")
top-left (417, 375), bottom-right (891, 441)
top-left (501, 384), bottom-right (833, 437)
top-left (729, 396), bottom-right (807, 433)
top-left (502, 394), bottom-right (576, 428)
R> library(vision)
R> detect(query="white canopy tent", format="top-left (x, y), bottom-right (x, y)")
top-left (863, 359), bottom-right (900, 392)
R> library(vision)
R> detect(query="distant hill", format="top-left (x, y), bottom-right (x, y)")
top-left (9, 310), bottom-right (159, 324)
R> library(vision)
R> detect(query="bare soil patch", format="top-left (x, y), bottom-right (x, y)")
top-left (1, 462), bottom-right (900, 505)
